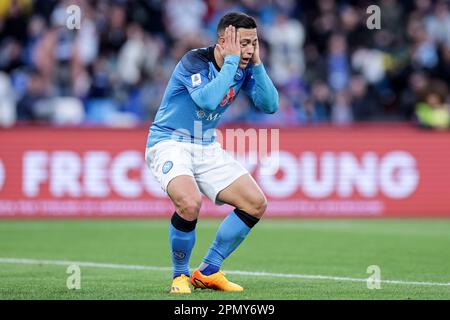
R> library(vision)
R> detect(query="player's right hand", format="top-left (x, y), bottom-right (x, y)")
top-left (217, 25), bottom-right (241, 59)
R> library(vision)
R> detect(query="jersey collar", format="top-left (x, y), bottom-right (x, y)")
top-left (208, 45), bottom-right (222, 72)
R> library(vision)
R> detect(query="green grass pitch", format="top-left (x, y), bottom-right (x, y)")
top-left (0, 219), bottom-right (449, 300)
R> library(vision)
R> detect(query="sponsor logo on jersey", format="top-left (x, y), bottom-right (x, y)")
top-left (196, 110), bottom-right (221, 121)
top-left (220, 87), bottom-right (236, 107)
top-left (206, 112), bottom-right (221, 121)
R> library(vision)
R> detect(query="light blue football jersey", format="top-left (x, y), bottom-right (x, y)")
top-left (146, 45), bottom-right (278, 147)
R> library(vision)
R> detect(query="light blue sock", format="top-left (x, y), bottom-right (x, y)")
top-left (169, 224), bottom-right (196, 278)
top-left (201, 211), bottom-right (251, 274)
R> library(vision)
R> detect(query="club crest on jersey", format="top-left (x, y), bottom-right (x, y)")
top-left (162, 161), bottom-right (173, 174)
top-left (234, 69), bottom-right (244, 81)
top-left (191, 73), bottom-right (202, 87)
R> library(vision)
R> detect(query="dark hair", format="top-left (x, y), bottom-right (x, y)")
top-left (420, 79), bottom-right (449, 103)
top-left (217, 12), bottom-right (257, 37)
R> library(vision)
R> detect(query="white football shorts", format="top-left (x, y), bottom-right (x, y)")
top-left (145, 140), bottom-right (248, 205)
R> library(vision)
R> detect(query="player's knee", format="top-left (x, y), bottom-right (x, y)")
top-left (176, 196), bottom-right (202, 220)
top-left (248, 195), bottom-right (267, 219)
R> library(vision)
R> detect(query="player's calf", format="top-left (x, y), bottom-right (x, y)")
top-left (166, 176), bottom-right (202, 286)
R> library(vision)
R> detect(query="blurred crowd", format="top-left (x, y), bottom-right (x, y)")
top-left (0, 0), bottom-right (449, 129)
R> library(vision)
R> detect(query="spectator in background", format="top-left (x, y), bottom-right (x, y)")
top-left (349, 74), bottom-right (380, 121)
top-left (415, 79), bottom-right (450, 129)
top-left (297, 80), bottom-right (330, 124)
top-left (87, 55), bottom-right (113, 99)
top-left (351, 46), bottom-right (388, 95)
top-left (413, 0), bottom-right (433, 19)
top-left (99, 2), bottom-right (127, 56)
top-left (399, 70), bottom-right (429, 119)
top-left (327, 33), bottom-right (350, 92)
top-left (0, 0), bottom-right (31, 43)
top-left (71, 0), bottom-right (98, 97)
top-left (1, 0), bottom-right (450, 128)
top-left (23, 15), bottom-right (47, 67)
top-left (16, 69), bottom-right (50, 122)
top-left (408, 17), bottom-right (439, 70)
top-left (117, 23), bottom-right (148, 86)
top-left (164, 0), bottom-right (207, 41)
top-left (331, 91), bottom-right (353, 125)
top-left (297, 97), bottom-right (328, 124)
top-left (339, 4), bottom-right (369, 52)
top-left (264, 12), bottom-right (305, 86)
top-left (435, 43), bottom-right (450, 85)
top-left (378, 0), bottom-right (406, 49)
top-left (424, 0), bottom-right (450, 47)
top-left (308, 0), bottom-right (338, 54)
top-left (0, 39), bottom-right (24, 74)
top-left (0, 71), bottom-right (16, 126)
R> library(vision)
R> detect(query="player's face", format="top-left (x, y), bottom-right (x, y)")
top-left (237, 28), bottom-right (257, 68)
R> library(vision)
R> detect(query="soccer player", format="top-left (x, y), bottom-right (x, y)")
top-left (145, 12), bottom-right (278, 293)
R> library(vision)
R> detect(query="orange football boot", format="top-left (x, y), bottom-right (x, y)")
top-left (170, 274), bottom-right (191, 294)
top-left (191, 269), bottom-right (244, 292)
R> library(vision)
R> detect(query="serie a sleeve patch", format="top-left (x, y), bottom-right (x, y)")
top-left (191, 73), bottom-right (202, 87)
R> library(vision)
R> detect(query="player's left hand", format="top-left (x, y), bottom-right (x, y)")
top-left (251, 39), bottom-right (262, 66)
